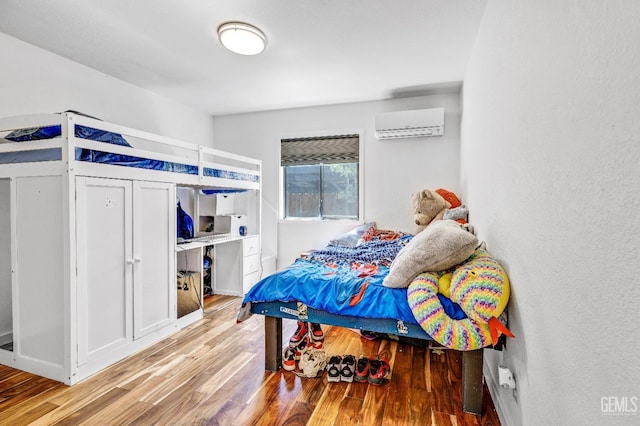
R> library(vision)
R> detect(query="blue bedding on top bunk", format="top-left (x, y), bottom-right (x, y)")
top-left (4, 124), bottom-right (130, 147)
top-left (74, 148), bottom-right (199, 175)
top-left (203, 167), bottom-right (260, 183)
top-left (0, 148), bottom-right (62, 165)
top-left (1, 124), bottom-right (199, 175)
top-left (3, 125), bottom-right (62, 141)
top-left (1, 123), bottom-right (259, 182)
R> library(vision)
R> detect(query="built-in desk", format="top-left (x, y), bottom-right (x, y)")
top-left (175, 234), bottom-right (261, 317)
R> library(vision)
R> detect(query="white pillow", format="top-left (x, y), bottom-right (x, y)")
top-left (383, 220), bottom-right (479, 288)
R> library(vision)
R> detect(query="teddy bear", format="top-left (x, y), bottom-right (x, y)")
top-left (410, 189), bottom-right (450, 233)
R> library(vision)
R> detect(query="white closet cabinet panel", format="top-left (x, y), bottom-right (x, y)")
top-left (132, 181), bottom-right (175, 339)
top-left (76, 177), bottom-right (175, 365)
top-left (0, 179), bottom-right (11, 348)
top-left (76, 177), bottom-right (133, 366)
top-left (15, 176), bottom-right (65, 367)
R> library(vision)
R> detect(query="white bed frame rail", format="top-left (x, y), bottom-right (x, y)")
top-left (0, 112), bottom-right (261, 189)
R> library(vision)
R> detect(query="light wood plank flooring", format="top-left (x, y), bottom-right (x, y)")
top-left (0, 295), bottom-right (500, 425)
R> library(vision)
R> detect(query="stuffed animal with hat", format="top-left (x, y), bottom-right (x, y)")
top-left (435, 188), bottom-right (469, 224)
top-left (410, 189), bottom-right (450, 233)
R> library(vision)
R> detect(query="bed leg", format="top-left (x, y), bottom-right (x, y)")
top-left (264, 316), bottom-right (282, 372)
top-left (462, 349), bottom-right (484, 415)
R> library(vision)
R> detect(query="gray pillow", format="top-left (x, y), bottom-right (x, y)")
top-left (329, 222), bottom-right (376, 247)
top-left (383, 220), bottom-right (479, 288)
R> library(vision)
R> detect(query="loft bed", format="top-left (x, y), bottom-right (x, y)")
top-left (0, 111), bottom-right (261, 385)
top-left (239, 226), bottom-right (486, 415)
top-left (0, 112), bottom-right (260, 190)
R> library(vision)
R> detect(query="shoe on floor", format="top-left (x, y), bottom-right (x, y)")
top-left (310, 339), bottom-right (324, 350)
top-left (354, 356), bottom-right (370, 383)
top-left (292, 336), bottom-right (308, 359)
top-left (310, 322), bottom-right (324, 341)
top-left (327, 355), bottom-right (342, 382)
top-left (283, 347), bottom-right (296, 371)
top-left (340, 355), bottom-right (356, 382)
top-left (368, 358), bottom-right (390, 385)
top-left (289, 321), bottom-right (309, 346)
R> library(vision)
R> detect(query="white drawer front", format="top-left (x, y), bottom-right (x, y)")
top-left (243, 236), bottom-right (260, 257)
top-left (243, 253), bottom-right (261, 275)
top-left (243, 270), bottom-right (261, 294)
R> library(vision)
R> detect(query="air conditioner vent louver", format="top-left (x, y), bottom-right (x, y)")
top-left (375, 108), bottom-right (444, 140)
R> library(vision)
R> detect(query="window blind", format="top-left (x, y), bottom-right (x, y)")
top-left (281, 134), bottom-right (359, 166)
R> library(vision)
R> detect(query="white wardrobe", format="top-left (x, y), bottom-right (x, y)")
top-left (75, 177), bottom-right (175, 367)
top-left (0, 174), bottom-right (177, 384)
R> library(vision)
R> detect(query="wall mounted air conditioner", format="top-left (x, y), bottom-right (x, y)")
top-left (374, 107), bottom-right (444, 140)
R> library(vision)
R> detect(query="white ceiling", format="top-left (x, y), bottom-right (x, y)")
top-left (0, 0), bottom-right (487, 116)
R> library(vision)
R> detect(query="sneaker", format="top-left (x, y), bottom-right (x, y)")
top-left (298, 347), bottom-right (328, 378)
top-left (310, 339), bottom-right (324, 350)
top-left (368, 358), bottom-right (390, 385)
top-left (310, 322), bottom-right (324, 341)
top-left (354, 356), bottom-right (370, 383)
top-left (283, 347), bottom-right (296, 371)
top-left (340, 355), bottom-right (356, 382)
top-left (289, 321), bottom-right (309, 346)
top-left (327, 355), bottom-right (342, 382)
top-left (292, 336), bottom-right (308, 359)
top-left (360, 330), bottom-right (378, 341)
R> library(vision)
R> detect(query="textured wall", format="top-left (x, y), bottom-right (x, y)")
top-left (462, 1), bottom-right (640, 425)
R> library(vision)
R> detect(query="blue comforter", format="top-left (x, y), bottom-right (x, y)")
top-left (243, 235), bottom-right (423, 322)
top-left (243, 233), bottom-right (467, 323)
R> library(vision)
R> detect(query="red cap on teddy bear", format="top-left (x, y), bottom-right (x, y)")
top-left (435, 188), bottom-right (461, 208)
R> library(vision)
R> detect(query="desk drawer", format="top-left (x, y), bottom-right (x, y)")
top-left (243, 271), bottom-right (261, 294)
top-left (243, 236), bottom-right (260, 257)
top-left (243, 253), bottom-right (261, 275)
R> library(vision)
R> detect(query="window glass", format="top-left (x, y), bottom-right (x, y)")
top-left (321, 163), bottom-right (358, 218)
top-left (281, 134), bottom-right (360, 220)
top-left (284, 165), bottom-right (321, 218)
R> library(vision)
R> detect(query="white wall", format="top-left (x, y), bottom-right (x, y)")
top-left (462, 2), bottom-right (640, 425)
top-left (213, 93), bottom-right (462, 268)
top-left (0, 33), bottom-right (215, 144)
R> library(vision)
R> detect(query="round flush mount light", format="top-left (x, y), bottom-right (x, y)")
top-left (217, 22), bottom-right (266, 56)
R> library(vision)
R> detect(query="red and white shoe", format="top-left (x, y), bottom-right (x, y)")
top-left (292, 336), bottom-right (308, 359)
top-left (289, 321), bottom-right (309, 346)
top-left (283, 347), bottom-right (296, 371)
top-left (354, 356), bottom-right (370, 383)
top-left (368, 358), bottom-right (390, 385)
top-left (309, 322), bottom-right (324, 341)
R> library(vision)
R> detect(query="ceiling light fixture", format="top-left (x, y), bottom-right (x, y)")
top-left (217, 22), bottom-right (266, 56)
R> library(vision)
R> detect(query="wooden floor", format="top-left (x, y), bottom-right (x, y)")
top-left (0, 295), bottom-right (500, 426)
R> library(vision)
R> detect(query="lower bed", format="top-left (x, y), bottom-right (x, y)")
top-left (240, 229), bottom-right (486, 415)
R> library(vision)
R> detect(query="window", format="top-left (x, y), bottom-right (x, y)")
top-left (281, 134), bottom-right (360, 219)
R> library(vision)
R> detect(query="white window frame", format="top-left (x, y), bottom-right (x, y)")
top-left (278, 128), bottom-right (364, 222)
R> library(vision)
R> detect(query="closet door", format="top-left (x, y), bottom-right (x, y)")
top-left (132, 181), bottom-right (175, 339)
top-left (76, 177), bottom-right (132, 366)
